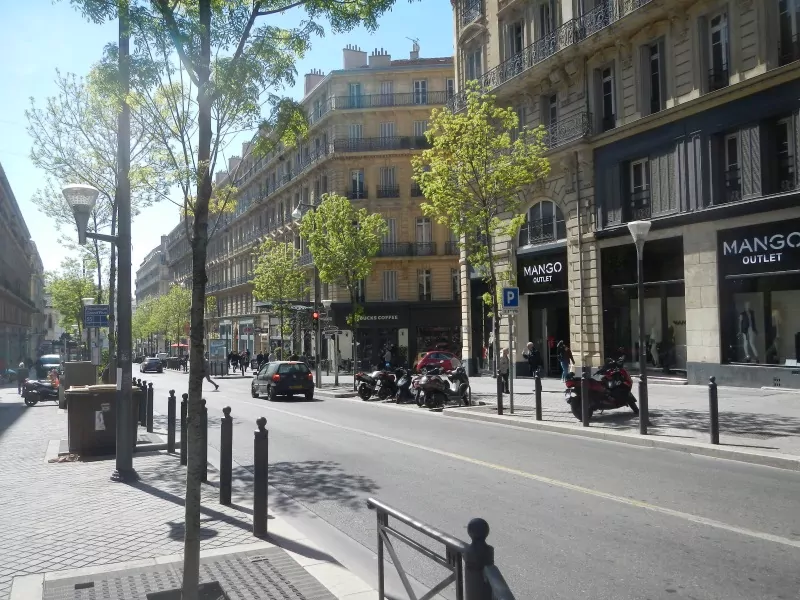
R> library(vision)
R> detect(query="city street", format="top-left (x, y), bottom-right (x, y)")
top-left (151, 370), bottom-right (800, 600)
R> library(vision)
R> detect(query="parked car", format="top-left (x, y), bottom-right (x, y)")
top-left (140, 357), bottom-right (164, 374)
top-left (34, 354), bottom-right (63, 379)
top-left (415, 351), bottom-right (461, 374)
top-left (251, 361), bottom-right (314, 401)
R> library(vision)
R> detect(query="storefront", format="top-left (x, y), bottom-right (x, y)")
top-left (238, 319), bottom-right (254, 353)
top-left (517, 250), bottom-right (569, 377)
top-left (718, 219), bottom-right (800, 371)
top-left (219, 321), bottom-right (232, 355)
top-left (601, 237), bottom-right (687, 374)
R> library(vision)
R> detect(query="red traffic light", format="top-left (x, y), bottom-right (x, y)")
top-left (312, 312), bottom-right (319, 320)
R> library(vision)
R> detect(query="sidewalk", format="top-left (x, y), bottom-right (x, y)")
top-left (0, 387), bottom-right (375, 600)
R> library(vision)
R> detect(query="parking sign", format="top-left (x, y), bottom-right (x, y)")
top-left (502, 287), bottom-right (519, 311)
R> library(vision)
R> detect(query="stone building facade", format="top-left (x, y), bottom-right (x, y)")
top-left (135, 236), bottom-right (171, 305)
top-left (452, 0), bottom-right (800, 387)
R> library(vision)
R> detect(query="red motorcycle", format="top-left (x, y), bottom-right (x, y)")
top-left (564, 356), bottom-right (638, 421)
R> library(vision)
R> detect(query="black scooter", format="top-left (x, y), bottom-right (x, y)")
top-left (393, 368), bottom-right (416, 403)
top-left (22, 379), bottom-right (60, 407)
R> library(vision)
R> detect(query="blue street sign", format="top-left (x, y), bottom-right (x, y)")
top-left (502, 287), bottom-right (519, 311)
top-left (84, 304), bottom-right (110, 328)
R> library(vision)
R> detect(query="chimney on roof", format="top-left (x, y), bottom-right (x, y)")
top-left (409, 40), bottom-right (420, 60)
top-left (304, 68), bottom-right (325, 96)
top-left (228, 155), bottom-right (241, 175)
top-left (368, 47), bottom-right (391, 68)
top-left (215, 170), bottom-right (228, 185)
top-left (343, 44), bottom-right (368, 69)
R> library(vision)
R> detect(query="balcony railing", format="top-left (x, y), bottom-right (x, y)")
top-left (723, 167), bottom-right (742, 204)
top-left (377, 184), bottom-right (401, 198)
top-left (378, 242), bottom-right (414, 257)
top-left (779, 34), bottom-right (800, 66)
top-left (449, 0), bottom-right (655, 112)
top-left (414, 242), bottom-right (437, 256)
top-left (628, 190), bottom-right (651, 220)
top-left (308, 99), bottom-right (333, 126)
top-left (345, 188), bottom-right (368, 200)
top-left (445, 241), bottom-right (460, 255)
top-left (207, 273), bottom-right (254, 294)
top-left (298, 252), bottom-right (314, 266)
top-left (411, 183), bottom-right (423, 198)
top-left (777, 157), bottom-right (797, 193)
top-left (542, 112), bottom-right (592, 149)
top-left (334, 91), bottom-right (448, 109)
top-left (708, 67), bottom-right (729, 92)
top-left (459, 0), bottom-right (482, 28)
top-left (333, 136), bottom-right (431, 153)
top-left (519, 217), bottom-right (565, 246)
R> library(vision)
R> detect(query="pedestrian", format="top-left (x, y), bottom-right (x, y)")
top-left (17, 360), bottom-right (26, 395)
top-left (557, 341), bottom-right (574, 382)
top-left (204, 356), bottom-right (219, 391)
top-left (289, 352), bottom-right (299, 361)
top-left (522, 342), bottom-right (542, 377)
top-left (256, 352), bottom-right (264, 369)
top-left (497, 348), bottom-right (510, 393)
top-left (238, 352), bottom-right (247, 375)
top-left (268, 349), bottom-right (276, 363)
top-left (231, 349), bottom-right (240, 373)
top-left (383, 347), bottom-right (392, 370)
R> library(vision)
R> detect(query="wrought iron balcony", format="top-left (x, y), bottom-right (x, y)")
top-left (628, 190), bottom-right (651, 220)
top-left (298, 252), bottom-right (314, 266)
top-left (333, 136), bottom-right (431, 153)
top-left (411, 183), bottom-right (423, 198)
top-left (334, 91), bottom-right (448, 109)
top-left (708, 67), bottom-right (729, 92)
top-left (542, 113), bottom-right (592, 149)
top-left (777, 157), bottom-right (797, 193)
top-left (444, 241), bottom-right (460, 255)
top-left (414, 242), bottom-right (437, 256)
top-left (723, 168), bottom-right (742, 204)
top-left (459, 0), bottom-right (482, 28)
top-left (377, 184), bottom-right (401, 198)
top-left (345, 188), bottom-right (368, 200)
top-left (378, 242), bottom-right (413, 257)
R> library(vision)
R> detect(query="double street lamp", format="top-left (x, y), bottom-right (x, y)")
top-left (627, 219), bottom-right (652, 435)
top-left (63, 183), bottom-right (135, 479)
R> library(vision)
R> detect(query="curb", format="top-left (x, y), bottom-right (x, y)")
top-left (315, 388), bottom-right (359, 399)
top-left (443, 408), bottom-right (800, 472)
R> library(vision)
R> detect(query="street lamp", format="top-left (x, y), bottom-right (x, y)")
top-left (322, 298), bottom-right (338, 387)
top-left (63, 182), bottom-right (134, 479)
top-left (627, 219), bottom-right (652, 435)
top-left (291, 202), bottom-right (322, 386)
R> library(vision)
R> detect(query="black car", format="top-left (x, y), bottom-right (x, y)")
top-left (140, 357), bottom-right (164, 374)
top-left (34, 354), bottom-right (63, 379)
top-left (251, 361), bottom-right (314, 401)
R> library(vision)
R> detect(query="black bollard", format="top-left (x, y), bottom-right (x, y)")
top-left (463, 518), bottom-right (494, 600)
top-left (180, 393), bottom-right (188, 466)
top-left (139, 380), bottom-right (147, 427)
top-left (146, 382), bottom-right (154, 433)
top-left (167, 390), bottom-right (176, 453)
top-left (709, 376), bottom-right (719, 445)
top-left (496, 373), bottom-right (504, 416)
top-left (201, 399), bottom-right (208, 483)
top-left (253, 417), bottom-right (268, 537)
top-left (220, 406), bottom-right (232, 505)
top-left (581, 369), bottom-right (591, 427)
top-left (534, 371), bottom-right (542, 421)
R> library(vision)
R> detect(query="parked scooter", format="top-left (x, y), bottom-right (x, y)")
top-left (564, 356), bottom-right (638, 421)
top-left (393, 368), bottom-right (416, 403)
top-left (22, 379), bottom-right (60, 407)
top-left (418, 366), bottom-right (471, 409)
top-left (356, 369), bottom-right (397, 401)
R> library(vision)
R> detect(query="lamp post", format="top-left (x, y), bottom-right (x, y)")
top-left (322, 298), bottom-right (338, 387)
top-left (63, 182), bottom-right (134, 479)
top-left (291, 202), bottom-right (322, 386)
top-left (627, 220), bottom-right (652, 435)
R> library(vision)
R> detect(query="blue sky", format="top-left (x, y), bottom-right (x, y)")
top-left (0, 0), bottom-right (454, 281)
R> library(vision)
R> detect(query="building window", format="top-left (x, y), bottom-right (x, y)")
top-left (356, 278), bottom-right (366, 303)
top-left (348, 82), bottom-right (362, 108)
top-left (379, 80), bottom-right (393, 105)
top-left (418, 269), bottom-right (432, 301)
top-left (383, 271), bottom-right (398, 301)
top-left (413, 80), bottom-right (428, 104)
top-left (504, 20), bottom-right (524, 61)
top-left (451, 268), bottom-right (460, 300)
top-left (446, 78), bottom-right (455, 98)
top-left (350, 169), bottom-right (365, 199)
top-left (543, 93), bottom-right (558, 128)
top-left (349, 123), bottom-right (362, 139)
top-left (378, 167), bottom-right (399, 198)
top-left (539, 0), bottom-right (554, 37)
top-left (413, 120), bottom-right (428, 137)
top-left (779, 0), bottom-right (800, 65)
top-left (776, 117), bottom-right (796, 192)
top-left (416, 217), bottom-right (434, 255)
top-left (383, 218), bottom-right (397, 245)
top-left (723, 133), bottom-right (741, 203)
top-left (518, 200), bottom-right (566, 246)
top-left (465, 47), bottom-right (482, 81)
top-left (707, 12), bottom-right (729, 91)
top-left (599, 66), bottom-right (615, 131)
top-left (643, 40), bottom-right (665, 114)
top-left (629, 158), bottom-right (651, 219)
top-left (511, 105), bottom-right (526, 141)
top-left (379, 121), bottom-right (395, 138)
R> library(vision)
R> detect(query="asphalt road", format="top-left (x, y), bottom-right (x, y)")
top-left (148, 370), bottom-right (800, 600)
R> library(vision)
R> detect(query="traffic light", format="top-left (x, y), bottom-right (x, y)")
top-left (312, 311), bottom-right (319, 322)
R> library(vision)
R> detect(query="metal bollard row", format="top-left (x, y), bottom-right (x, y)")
top-left (220, 407), bottom-right (232, 505)
top-left (167, 390), bottom-right (176, 453)
top-left (146, 382), bottom-right (154, 433)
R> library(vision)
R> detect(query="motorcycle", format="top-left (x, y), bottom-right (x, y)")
top-left (564, 356), bottom-right (638, 421)
top-left (356, 369), bottom-right (397, 401)
top-left (393, 368), bottom-right (416, 404)
top-left (22, 379), bottom-right (60, 407)
top-left (418, 366), bottom-right (471, 409)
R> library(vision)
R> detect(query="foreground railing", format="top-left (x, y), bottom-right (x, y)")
top-left (367, 497), bottom-right (516, 600)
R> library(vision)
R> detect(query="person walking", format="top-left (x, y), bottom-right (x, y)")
top-left (522, 342), bottom-right (542, 377)
top-left (557, 341), bottom-right (574, 382)
top-left (256, 352), bottom-right (264, 369)
top-left (17, 360), bottom-right (27, 395)
top-left (268, 349), bottom-right (276, 363)
top-left (497, 348), bottom-right (510, 394)
top-left (204, 355), bottom-right (219, 391)
top-left (383, 347), bottom-right (392, 370)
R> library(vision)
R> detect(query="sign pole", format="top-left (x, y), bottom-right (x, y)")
top-left (509, 314), bottom-right (515, 415)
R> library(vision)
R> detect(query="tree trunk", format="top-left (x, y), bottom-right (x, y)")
top-left (182, 1), bottom-right (212, 597)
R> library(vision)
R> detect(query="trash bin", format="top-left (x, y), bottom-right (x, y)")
top-left (66, 384), bottom-right (141, 456)
top-left (60, 362), bottom-right (97, 409)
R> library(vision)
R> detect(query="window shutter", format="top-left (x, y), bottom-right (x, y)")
top-left (649, 148), bottom-right (674, 215)
top-left (698, 17), bottom-right (709, 93)
top-left (740, 123), bottom-right (762, 198)
top-left (602, 163), bottom-right (622, 226)
top-left (708, 134), bottom-right (725, 206)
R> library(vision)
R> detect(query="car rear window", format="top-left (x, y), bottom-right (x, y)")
top-left (146, 358), bottom-right (160, 363)
top-left (278, 363), bottom-right (310, 374)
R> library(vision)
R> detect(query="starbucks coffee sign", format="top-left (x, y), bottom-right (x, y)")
top-left (517, 251), bottom-right (568, 294)
top-left (719, 219), bottom-right (800, 276)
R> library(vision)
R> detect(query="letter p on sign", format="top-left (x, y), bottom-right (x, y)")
top-left (502, 287), bottom-right (519, 311)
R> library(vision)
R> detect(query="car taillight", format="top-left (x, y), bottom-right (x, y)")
top-left (306, 373), bottom-right (313, 381)
top-left (272, 374), bottom-right (280, 382)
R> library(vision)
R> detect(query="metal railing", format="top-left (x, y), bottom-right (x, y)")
top-left (460, 0), bottom-right (482, 28)
top-left (542, 112), bottom-right (592, 149)
top-left (334, 91), bottom-right (448, 109)
top-left (378, 242), bottom-right (413, 257)
top-left (333, 136), bottom-right (431, 153)
top-left (628, 190), bottom-right (651, 220)
top-left (777, 156), bottom-right (797, 192)
top-left (414, 241), bottom-right (437, 256)
top-left (367, 498), bottom-right (515, 600)
top-left (345, 188), bottom-right (368, 200)
top-left (708, 67), bottom-right (729, 92)
top-left (298, 252), bottom-right (314, 266)
top-left (445, 241), bottom-right (460, 255)
top-left (377, 184), bottom-right (401, 198)
top-left (723, 167), bottom-right (742, 204)
top-left (411, 183), bottom-right (423, 197)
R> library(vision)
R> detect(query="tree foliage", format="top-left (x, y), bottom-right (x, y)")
top-left (412, 82), bottom-right (550, 377)
top-left (133, 286), bottom-right (191, 344)
top-left (45, 259), bottom-right (98, 338)
top-left (299, 193), bottom-right (386, 327)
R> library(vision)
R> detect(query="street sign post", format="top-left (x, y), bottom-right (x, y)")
top-left (83, 304), bottom-right (110, 328)
top-left (501, 287), bottom-right (519, 312)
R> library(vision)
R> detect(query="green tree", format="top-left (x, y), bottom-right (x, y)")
top-left (132, 297), bottom-right (158, 352)
top-left (67, 1), bottom-right (418, 594)
top-left (299, 194), bottom-right (387, 371)
top-left (151, 286), bottom-right (192, 349)
top-left (412, 82), bottom-right (550, 409)
top-left (252, 239), bottom-right (309, 351)
top-left (46, 258), bottom-right (98, 340)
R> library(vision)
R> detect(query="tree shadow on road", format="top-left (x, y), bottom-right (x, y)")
top-left (648, 409), bottom-right (800, 440)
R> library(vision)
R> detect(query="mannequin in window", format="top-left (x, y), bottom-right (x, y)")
top-left (649, 327), bottom-right (659, 368)
top-left (740, 302), bottom-right (758, 362)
